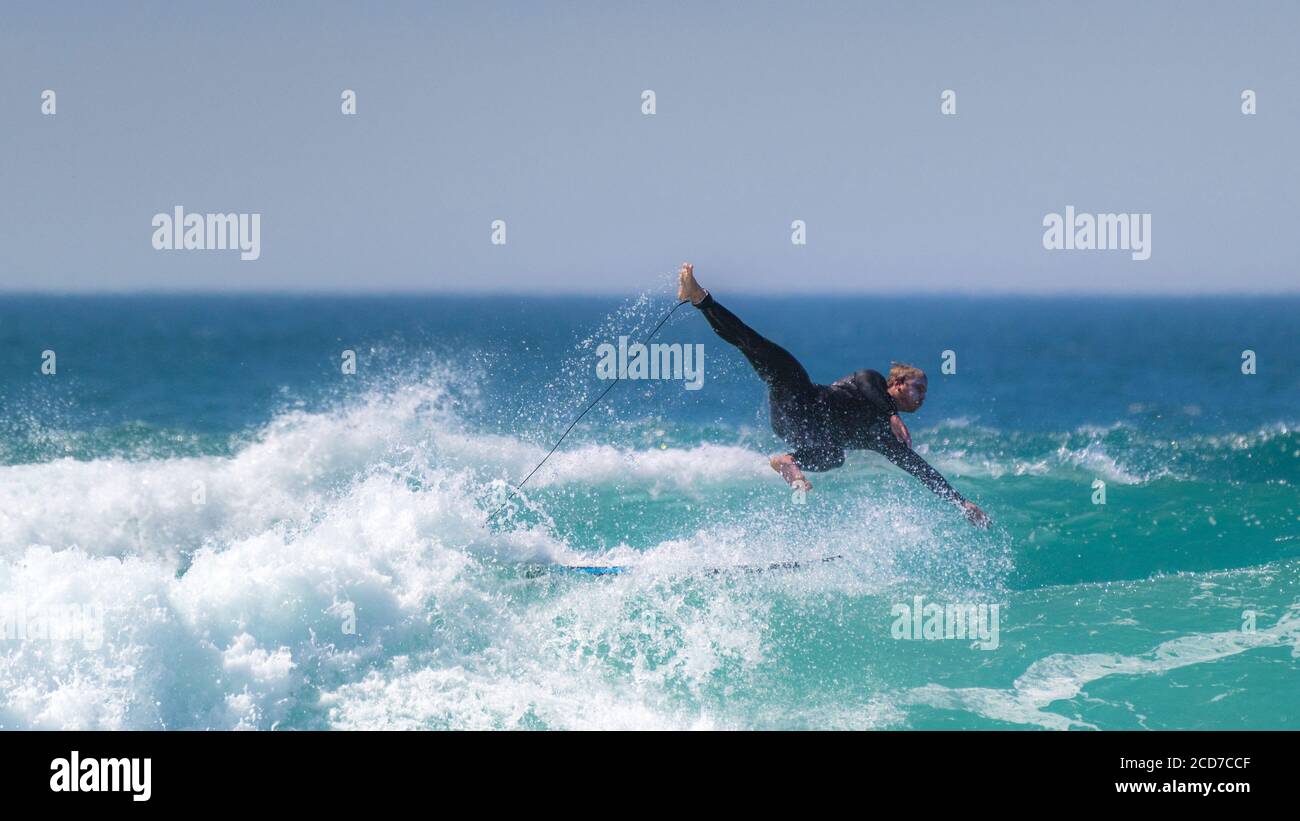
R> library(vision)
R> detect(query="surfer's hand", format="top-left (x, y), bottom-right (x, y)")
top-left (770, 454), bottom-right (810, 491)
top-left (890, 413), bottom-right (911, 448)
top-left (962, 501), bottom-right (990, 529)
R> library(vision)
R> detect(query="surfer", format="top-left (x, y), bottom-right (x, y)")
top-left (677, 263), bottom-right (990, 528)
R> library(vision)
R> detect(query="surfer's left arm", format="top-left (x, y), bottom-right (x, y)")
top-left (876, 439), bottom-right (990, 528)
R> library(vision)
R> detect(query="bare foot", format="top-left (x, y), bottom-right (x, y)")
top-left (769, 454), bottom-right (810, 491)
top-left (677, 262), bottom-right (708, 305)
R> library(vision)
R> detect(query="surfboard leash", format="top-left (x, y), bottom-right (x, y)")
top-left (486, 298), bottom-right (692, 523)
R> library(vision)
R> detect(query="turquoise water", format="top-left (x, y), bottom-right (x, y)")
top-left (1, 290), bottom-right (1297, 729)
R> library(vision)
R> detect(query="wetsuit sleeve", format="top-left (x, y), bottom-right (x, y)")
top-left (791, 446), bottom-right (845, 472)
top-left (875, 438), bottom-right (964, 505)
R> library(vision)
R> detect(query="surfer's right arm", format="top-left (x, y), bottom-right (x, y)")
top-left (770, 447), bottom-right (850, 491)
top-left (770, 453), bottom-right (811, 490)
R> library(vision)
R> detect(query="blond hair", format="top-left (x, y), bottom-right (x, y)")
top-left (887, 362), bottom-right (926, 386)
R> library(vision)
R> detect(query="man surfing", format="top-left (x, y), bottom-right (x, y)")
top-left (678, 263), bottom-right (990, 528)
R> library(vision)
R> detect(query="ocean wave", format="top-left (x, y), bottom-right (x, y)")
top-left (2, 376), bottom-right (987, 729)
top-left (2, 369), bottom-right (1293, 729)
top-left (906, 602), bottom-right (1300, 730)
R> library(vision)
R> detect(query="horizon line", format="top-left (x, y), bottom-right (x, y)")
top-left (2, 288), bottom-right (1299, 299)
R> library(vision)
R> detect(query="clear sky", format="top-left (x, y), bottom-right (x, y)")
top-left (1, 0), bottom-right (1296, 293)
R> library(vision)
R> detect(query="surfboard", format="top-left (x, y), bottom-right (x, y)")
top-left (523, 554), bottom-right (843, 578)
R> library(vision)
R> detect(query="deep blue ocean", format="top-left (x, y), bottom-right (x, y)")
top-left (1, 291), bottom-right (1297, 729)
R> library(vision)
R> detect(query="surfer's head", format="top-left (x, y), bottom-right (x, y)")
top-left (887, 362), bottom-right (927, 412)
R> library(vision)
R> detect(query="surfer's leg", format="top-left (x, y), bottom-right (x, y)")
top-left (679, 264), bottom-right (825, 491)
top-left (693, 293), bottom-right (814, 398)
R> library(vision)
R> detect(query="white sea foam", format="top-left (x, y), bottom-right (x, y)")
top-left (0, 379), bottom-right (934, 729)
top-left (1052, 442), bottom-right (1153, 485)
top-left (906, 604), bottom-right (1300, 729)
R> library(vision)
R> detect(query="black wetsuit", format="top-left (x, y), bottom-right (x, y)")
top-left (696, 293), bottom-right (964, 505)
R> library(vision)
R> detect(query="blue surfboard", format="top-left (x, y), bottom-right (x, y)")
top-left (525, 554), bottom-right (842, 578)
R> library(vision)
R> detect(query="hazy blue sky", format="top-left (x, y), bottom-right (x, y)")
top-left (1, 1), bottom-right (1296, 293)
